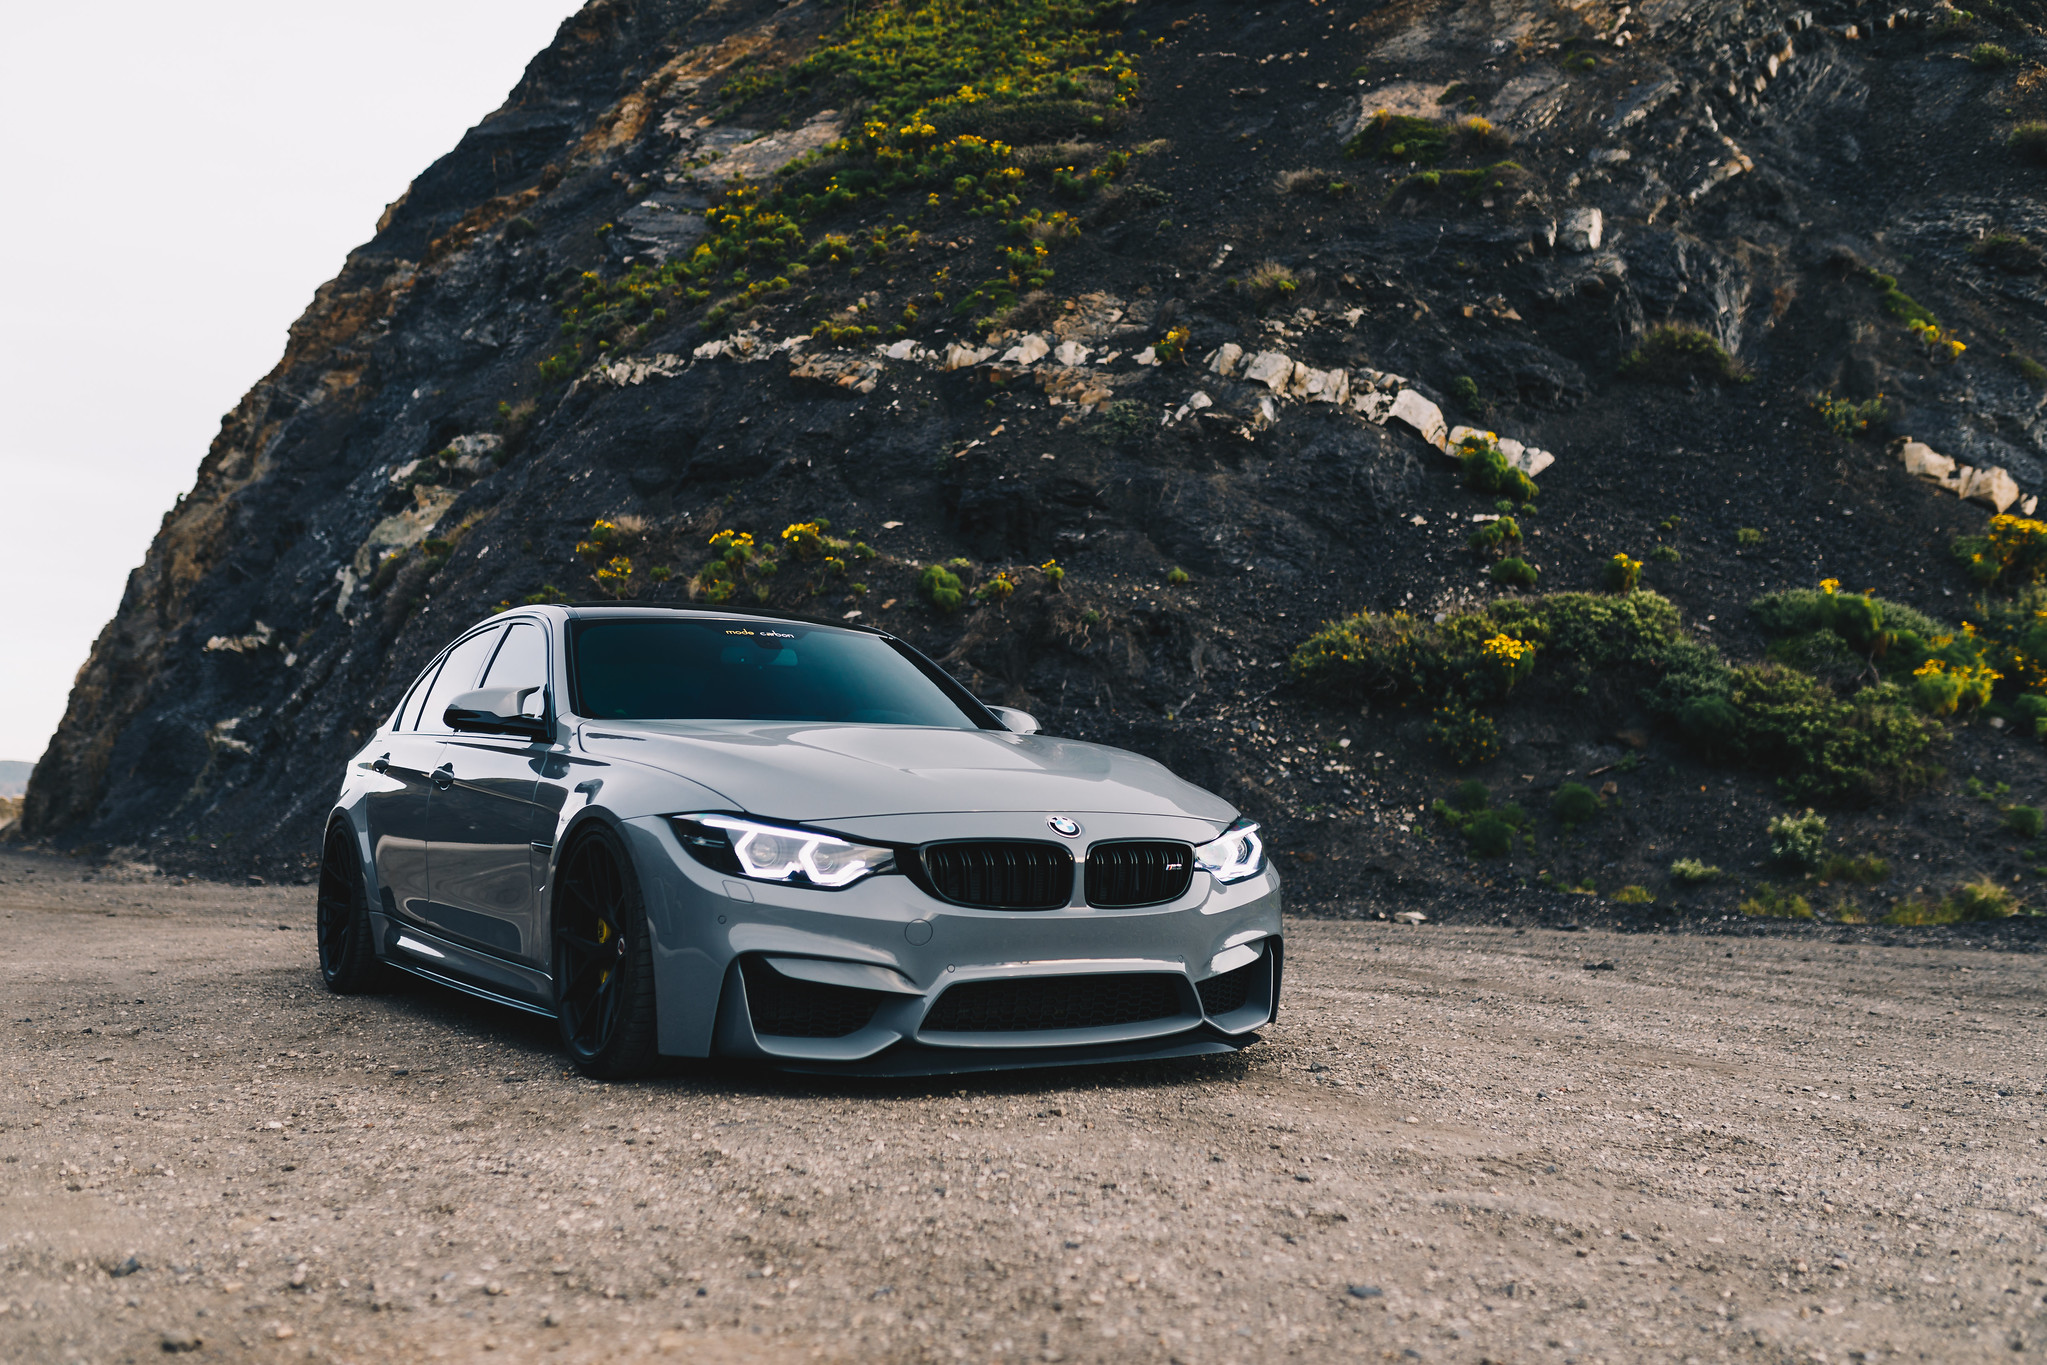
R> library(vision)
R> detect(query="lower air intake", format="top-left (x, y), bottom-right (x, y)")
top-left (922, 973), bottom-right (1184, 1033)
top-left (1197, 954), bottom-right (1262, 1016)
top-left (741, 958), bottom-right (883, 1038)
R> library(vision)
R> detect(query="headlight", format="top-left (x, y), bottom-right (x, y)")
top-left (1193, 819), bottom-right (1264, 884)
top-left (672, 814), bottom-right (895, 889)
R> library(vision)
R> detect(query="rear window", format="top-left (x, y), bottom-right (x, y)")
top-left (569, 619), bottom-right (986, 728)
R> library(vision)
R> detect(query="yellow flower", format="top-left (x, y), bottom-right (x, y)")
top-left (1819, 578), bottom-right (1840, 595)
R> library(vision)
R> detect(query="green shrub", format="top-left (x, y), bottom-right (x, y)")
top-left (919, 563), bottom-right (965, 614)
top-left (1751, 584), bottom-right (1943, 655)
top-left (1818, 852), bottom-right (1889, 884)
top-left (1426, 700), bottom-right (1500, 765)
top-left (1551, 781), bottom-right (1604, 828)
top-left (1345, 110), bottom-right (1450, 162)
top-left (1434, 780), bottom-right (1529, 855)
top-left (523, 583), bottom-right (571, 606)
top-left (1862, 270), bottom-right (1938, 329)
top-left (2015, 353), bottom-right (2047, 387)
top-left (1491, 557), bottom-right (1539, 589)
top-left (1290, 607), bottom-right (1538, 706)
top-left (1604, 553), bottom-right (1643, 594)
top-left (1618, 325), bottom-right (1742, 384)
top-left (1768, 809), bottom-right (1828, 869)
top-left (1613, 884), bottom-right (1654, 904)
top-left (1886, 878), bottom-right (2021, 924)
top-left (2006, 804), bottom-right (2045, 838)
top-left (2014, 693), bottom-right (2047, 738)
top-left (1740, 884), bottom-right (1814, 919)
top-left (1971, 42), bottom-right (2019, 68)
top-left (1954, 514), bottom-right (2047, 589)
top-left (1669, 858), bottom-right (1724, 884)
top-left (1650, 544), bottom-right (1681, 563)
top-left (1449, 374), bottom-right (1485, 412)
top-left (1167, 567), bottom-right (1191, 585)
top-left (1811, 390), bottom-right (1896, 438)
top-left (1969, 232), bottom-right (2043, 274)
top-left (1659, 666), bottom-right (1936, 803)
top-left (1457, 436), bottom-right (1539, 501)
top-left (1737, 527), bottom-right (1765, 548)
top-left (1468, 517), bottom-right (1521, 555)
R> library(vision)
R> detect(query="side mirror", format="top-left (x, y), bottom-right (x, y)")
top-left (987, 705), bottom-right (1041, 735)
top-left (446, 686), bottom-right (551, 741)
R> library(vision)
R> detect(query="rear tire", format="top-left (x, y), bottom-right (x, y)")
top-left (552, 824), bottom-right (662, 1079)
top-left (317, 822), bottom-right (388, 993)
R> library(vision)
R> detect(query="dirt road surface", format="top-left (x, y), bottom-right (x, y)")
top-left (0, 847), bottom-right (2042, 1364)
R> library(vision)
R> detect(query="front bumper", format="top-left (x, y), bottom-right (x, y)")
top-left (621, 813), bottom-right (1284, 1069)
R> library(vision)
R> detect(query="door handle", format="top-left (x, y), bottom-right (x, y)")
top-left (431, 763), bottom-right (455, 791)
top-left (371, 753), bottom-right (390, 773)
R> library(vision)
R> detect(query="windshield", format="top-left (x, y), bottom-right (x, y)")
top-left (569, 618), bottom-right (988, 727)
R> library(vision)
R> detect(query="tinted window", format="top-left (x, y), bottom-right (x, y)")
top-left (414, 627), bottom-right (506, 734)
top-left (482, 621), bottom-right (548, 692)
top-left (572, 619), bottom-right (981, 727)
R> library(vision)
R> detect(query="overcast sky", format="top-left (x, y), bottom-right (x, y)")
top-left (0, 1), bottom-right (584, 767)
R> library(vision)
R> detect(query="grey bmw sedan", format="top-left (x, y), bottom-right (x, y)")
top-left (317, 605), bottom-right (1281, 1077)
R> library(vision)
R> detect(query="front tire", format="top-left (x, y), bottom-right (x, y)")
top-left (317, 822), bottom-right (388, 993)
top-left (552, 825), bottom-right (661, 1079)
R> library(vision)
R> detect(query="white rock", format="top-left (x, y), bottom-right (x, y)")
top-left (1560, 207), bottom-right (1604, 253)
top-left (1134, 348), bottom-right (1160, 367)
top-left (1242, 350), bottom-right (1298, 392)
top-left (1959, 465), bottom-right (2023, 514)
top-left (1053, 340), bottom-right (1092, 367)
top-left (881, 338), bottom-right (919, 361)
top-left (1354, 391), bottom-right (1397, 424)
top-left (2027, 496), bottom-right (2040, 517)
top-left (1448, 425), bottom-right (1491, 449)
top-left (1253, 395), bottom-right (1280, 431)
top-left (1387, 389), bottom-right (1450, 451)
top-left (1205, 342), bottom-right (1244, 377)
top-left (1293, 366), bottom-right (1350, 405)
top-left (1000, 334), bottom-right (1050, 366)
top-left (692, 338), bottom-right (728, 360)
top-left (1515, 447), bottom-right (1556, 477)
top-left (941, 342), bottom-right (996, 371)
top-left (1898, 440), bottom-right (1955, 482)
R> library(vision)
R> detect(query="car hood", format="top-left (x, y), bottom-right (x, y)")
top-left (575, 720), bottom-right (1235, 823)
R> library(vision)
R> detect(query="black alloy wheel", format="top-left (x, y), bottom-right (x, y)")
top-left (316, 822), bottom-right (387, 993)
top-left (552, 825), bottom-right (661, 1078)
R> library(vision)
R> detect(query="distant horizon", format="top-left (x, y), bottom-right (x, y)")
top-left (0, 0), bottom-right (583, 766)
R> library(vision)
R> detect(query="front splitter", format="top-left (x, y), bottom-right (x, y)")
top-left (760, 1029), bottom-right (1263, 1077)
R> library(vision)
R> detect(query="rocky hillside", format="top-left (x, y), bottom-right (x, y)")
top-left (21, 0), bottom-right (2047, 936)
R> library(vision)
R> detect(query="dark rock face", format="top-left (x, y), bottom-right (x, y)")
top-left (22, 0), bottom-right (2047, 915)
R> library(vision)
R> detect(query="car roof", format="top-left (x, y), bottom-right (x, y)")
top-left (556, 603), bottom-right (889, 637)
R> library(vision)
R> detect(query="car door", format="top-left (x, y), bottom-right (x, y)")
top-left (379, 625), bottom-right (505, 932)
top-left (422, 619), bottom-right (552, 964)
top-left (363, 653), bottom-right (462, 926)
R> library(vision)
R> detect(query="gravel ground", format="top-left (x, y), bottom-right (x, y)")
top-left (1, 846), bottom-right (2043, 1364)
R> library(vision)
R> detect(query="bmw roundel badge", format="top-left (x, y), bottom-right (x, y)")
top-left (1048, 816), bottom-right (1081, 837)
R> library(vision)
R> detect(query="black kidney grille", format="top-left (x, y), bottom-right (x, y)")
top-left (741, 958), bottom-right (883, 1038)
top-left (921, 842), bottom-right (1073, 910)
top-left (1085, 842), bottom-right (1194, 908)
top-left (1197, 955), bottom-right (1262, 1016)
top-left (923, 973), bottom-right (1184, 1033)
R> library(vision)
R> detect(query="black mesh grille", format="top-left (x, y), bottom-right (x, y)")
top-left (741, 958), bottom-right (883, 1038)
top-left (1197, 955), bottom-right (1262, 1016)
top-left (1085, 842), bottom-right (1195, 908)
top-left (921, 842), bottom-right (1073, 910)
top-left (922, 973), bottom-right (1184, 1033)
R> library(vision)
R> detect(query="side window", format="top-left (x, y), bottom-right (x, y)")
top-left (414, 627), bottom-right (506, 735)
top-left (392, 662), bottom-right (439, 731)
top-left (481, 621), bottom-right (549, 694)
